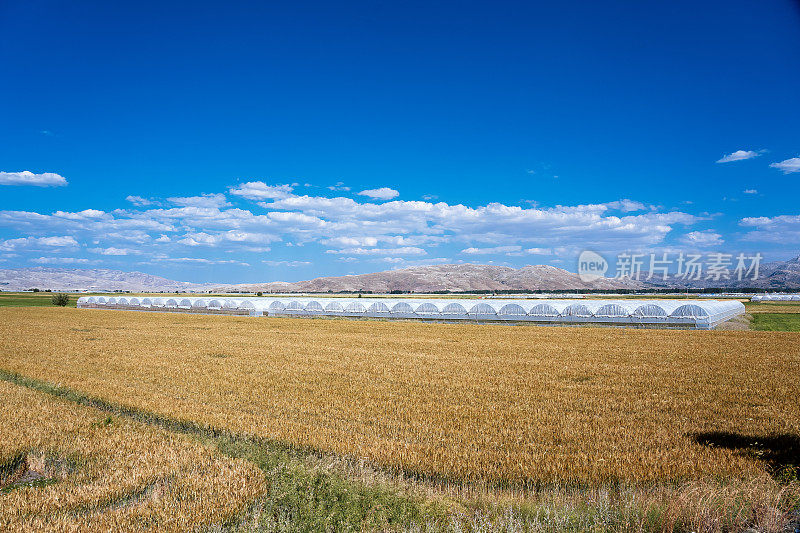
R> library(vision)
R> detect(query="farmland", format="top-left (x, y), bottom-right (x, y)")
top-left (1, 305), bottom-right (799, 530)
top-left (3, 307), bottom-right (800, 527)
top-left (0, 379), bottom-right (265, 531)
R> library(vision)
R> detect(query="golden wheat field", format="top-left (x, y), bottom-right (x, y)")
top-left (0, 379), bottom-right (266, 532)
top-left (1, 307), bottom-right (799, 487)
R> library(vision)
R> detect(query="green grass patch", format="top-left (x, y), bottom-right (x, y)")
top-left (751, 313), bottom-right (800, 332)
top-left (0, 292), bottom-right (69, 307)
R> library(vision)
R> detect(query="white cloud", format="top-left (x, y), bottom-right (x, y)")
top-left (31, 257), bottom-right (92, 264)
top-left (743, 189), bottom-right (758, 194)
top-left (1, 238), bottom-right (30, 252)
top-left (126, 195), bottom-right (154, 207)
top-left (0, 235), bottom-right (78, 251)
top-left (324, 236), bottom-right (379, 247)
top-left (0, 176), bottom-right (705, 268)
top-left (716, 150), bottom-right (763, 163)
top-left (681, 230), bottom-right (724, 247)
top-left (325, 246), bottom-right (427, 256)
top-left (740, 214), bottom-right (800, 243)
top-left (38, 236), bottom-right (79, 246)
top-left (524, 247), bottom-right (554, 255)
top-left (327, 181), bottom-right (350, 192)
top-left (769, 157), bottom-right (800, 174)
top-left (380, 257), bottom-right (451, 266)
top-left (228, 181), bottom-right (294, 200)
top-left (461, 245), bottom-right (522, 255)
top-left (260, 195), bottom-right (697, 251)
top-left (101, 230), bottom-right (151, 243)
top-left (320, 235), bottom-right (444, 248)
top-left (358, 187), bottom-right (399, 200)
top-left (262, 260), bottom-right (311, 267)
top-left (53, 209), bottom-right (106, 220)
top-left (89, 247), bottom-right (142, 256)
top-left (167, 193), bottom-right (231, 208)
top-left (151, 257), bottom-right (250, 266)
top-left (0, 171), bottom-right (68, 187)
top-left (176, 230), bottom-right (279, 247)
top-left (604, 199), bottom-right (648, 212)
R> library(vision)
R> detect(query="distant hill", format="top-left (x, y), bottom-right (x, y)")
top-left (3, 257), bottom-right (799, 293)
top-left (221, 264), bottom-right (645, 293)
top-left (643, 255), bottom-right (800, 290)
top-left (0, 267), bottom-right (203, 292)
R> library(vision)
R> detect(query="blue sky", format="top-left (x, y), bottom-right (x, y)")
top-left (1, 0), bottom-right (799, 283)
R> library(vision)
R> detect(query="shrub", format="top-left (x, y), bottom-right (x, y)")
top-left (51, 293), bottom-right (70, 307)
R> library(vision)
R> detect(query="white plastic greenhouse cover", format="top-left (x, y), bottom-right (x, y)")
top-left (751, 294), bottom-right (800, 301)
top-left (76, 296), bottom-right (745, 329)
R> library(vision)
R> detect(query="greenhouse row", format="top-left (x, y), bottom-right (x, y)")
top-left (750, 294), bottom-right (800, 301)
top-left (77, 296), bottom-right (745, 329)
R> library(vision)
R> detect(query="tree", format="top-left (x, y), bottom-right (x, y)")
top-left (51, 293), bottom-right (70, 307)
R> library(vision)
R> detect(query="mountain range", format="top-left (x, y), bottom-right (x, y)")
top-left (1, 256), bottom-right (799, 293)
top-left (0, 267), bottom-right (202, 293)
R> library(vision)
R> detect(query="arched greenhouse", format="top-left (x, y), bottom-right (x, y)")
top-left (76, 296), bottom-right (745, 329)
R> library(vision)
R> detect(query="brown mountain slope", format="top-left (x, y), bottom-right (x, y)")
top-left (222, 264), bottom-right (645, 293)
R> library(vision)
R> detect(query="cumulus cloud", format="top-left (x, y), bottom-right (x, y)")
top-left (0, 176), bottom-right (706, 269)
top-left (0, 236), bottom-right (78, 251)
top-left (228, 181), bottom-right (294, 200)
top-left (681, 230), bottom-right (724, 247)
top-left (740, 214), bottom-right (800, 243)
top-left (89, 247), bottom-right (142, 256)
top-left (321, 235), bottom-right (444, 248)
top-left (53, 209), bottom-right (106, 220)
top-left (176, 230), bottom-right (279, 247)
top-left (769, 157), bottom-right (800, 174)
top-left (32, 257), bottom-right (92, 264)
top-left (38, 236), bottom-right (79, 246)
top-left (327, 182), bottom-right (350, 192)
top-left (126, 195), bottom-right (154, 207)
top-left (716, 150), bottom-right (763, 163)
top-left (151, 257), bottom-right (250, 266)
top-left (167, 193), bottom-right (231, 208)
top-left (604, 199), bottom-right (648, 212)
top-left (0, 171), bottom-right (68, 187)
top-left (524, 247), bottom-right (554, 255)
top-left (325, 246), bottom-right (426, 256)
top-left (461, 245), bottom-right (522, 255)
top-left (358, 187), bottom-right (399, 200)
top-left (262, 260), bottom-right (311, 267)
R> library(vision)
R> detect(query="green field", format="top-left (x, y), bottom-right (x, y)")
top-left (0, 292), bottom-right (82, 307)
top-left (752, 313), bottom-right (800, 332)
